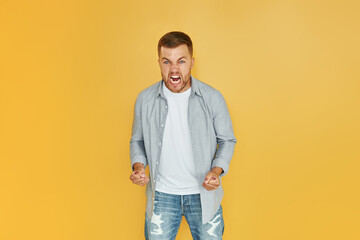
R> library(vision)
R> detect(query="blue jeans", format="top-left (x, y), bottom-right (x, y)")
top-left (145, 191), bottom-right (224, 240)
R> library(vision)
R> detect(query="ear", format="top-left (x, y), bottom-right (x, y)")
top-left (191, 58), bottom-right (195, 69)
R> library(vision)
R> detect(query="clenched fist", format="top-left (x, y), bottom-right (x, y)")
top-left (202, 167), bottom-right (222, 191)
top-left (130, 163), bottom-right (149, 186)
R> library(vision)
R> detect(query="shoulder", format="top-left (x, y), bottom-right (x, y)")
top-left (193, 77), bottom-right (229, 118)
top-left (194, 77), bottom-right (225, 102)
top-left (135, 80), bottom-right (161, 103)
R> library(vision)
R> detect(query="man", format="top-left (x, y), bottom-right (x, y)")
top-left (130, 31), bottom-right (236, 240)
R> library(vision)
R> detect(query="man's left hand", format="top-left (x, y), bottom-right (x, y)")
top-left (202, 167), bottom-right (222, 191)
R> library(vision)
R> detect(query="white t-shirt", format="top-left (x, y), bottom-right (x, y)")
top-left (155, 83), bottom-right (200, 195)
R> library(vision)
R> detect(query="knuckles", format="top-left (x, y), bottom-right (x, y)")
top-left (129, 171), bottom-right (149, 186)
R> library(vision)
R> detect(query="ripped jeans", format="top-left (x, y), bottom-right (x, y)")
top-left (145, 191), bottom-right (224, 240)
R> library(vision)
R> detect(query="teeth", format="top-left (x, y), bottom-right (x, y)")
top-left (170, 76), bottom-right (180, 83)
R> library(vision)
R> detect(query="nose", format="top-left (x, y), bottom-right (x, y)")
top-left (170, 63), bottom-right (180, 73)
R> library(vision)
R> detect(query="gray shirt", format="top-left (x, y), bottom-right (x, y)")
top-left (130, 76), bottom-right (237, 223)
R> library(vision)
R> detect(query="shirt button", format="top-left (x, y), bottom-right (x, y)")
top-left (161, 124), bottom-right (164, 127)
top-left (158, 142), bottom-right (161, 146)
top-left (156, 162), bottom-right (159, 164)
top-left (165, 105), bottom-right (168, 109)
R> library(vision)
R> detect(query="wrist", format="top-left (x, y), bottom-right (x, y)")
top-left (133, 163), bottom-right (144, 171)
top-left (211, 167), bottom-right (223, 177)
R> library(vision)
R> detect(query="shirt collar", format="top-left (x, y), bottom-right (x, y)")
top-left (157, 76), bottom-right (202, 98)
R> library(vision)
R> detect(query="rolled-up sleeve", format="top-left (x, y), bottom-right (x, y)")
top-left (211, 92), bottom-right (237, 177)
top-left (130, 95), bottom-right (148, 170)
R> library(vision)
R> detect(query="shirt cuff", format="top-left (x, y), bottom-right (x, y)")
top-left (211, 158), bottom-right (229, 177)
top-left (131, 157), bottom-right (147, 170)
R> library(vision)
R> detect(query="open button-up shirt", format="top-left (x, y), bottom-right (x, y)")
top-left (130, 76), bottom-right (236, 223)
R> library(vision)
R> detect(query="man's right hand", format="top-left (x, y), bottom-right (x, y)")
top-left (129, 163), bottom-right (149, 186)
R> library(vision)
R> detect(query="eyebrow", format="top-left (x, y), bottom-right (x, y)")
top-left (161, 56), bottom-right (186, 62)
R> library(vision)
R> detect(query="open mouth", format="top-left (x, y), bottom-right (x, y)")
top-left (170, 76), bottom-right (181, 84)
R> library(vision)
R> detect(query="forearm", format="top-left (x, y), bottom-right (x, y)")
top-left (211, 166), bottom-right (223, 177)
top-left (211, 139), bottom-right (236, 176)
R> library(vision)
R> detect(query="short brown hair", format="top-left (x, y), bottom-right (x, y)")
top-left (158, 31), bottom-right (193, 57)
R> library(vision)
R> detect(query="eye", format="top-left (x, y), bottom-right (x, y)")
top-left (179, 60), bottom-right (185, 64)
top-left (163, 61), bottom-right (169, 64)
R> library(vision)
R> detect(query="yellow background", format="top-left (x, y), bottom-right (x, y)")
top-left (1, 0), bottom-right (359, 239)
